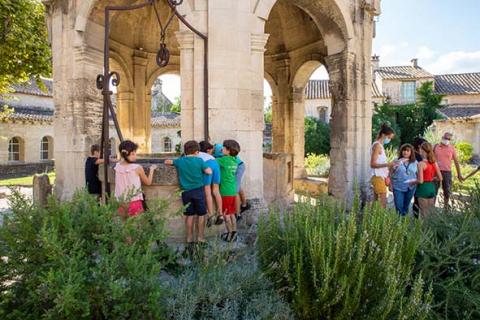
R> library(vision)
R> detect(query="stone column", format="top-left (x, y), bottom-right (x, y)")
top-left (326, 50), bottom-right (372, 200)
top-left (207, 1), bottom-right (266, 201)
top-left (291, 86), bottom-right (306, 179)
top-left (272, 57), bottom-right (290, 153)
top-left (132, 50), bottom-right (150, 152)
top-left (116, 91), bottom-right (134, 139)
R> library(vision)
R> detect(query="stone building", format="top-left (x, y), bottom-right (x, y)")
top-left (432, 72), bottom-right (480, 155)
top-left (304, 79), bottom-right (385, 122)
top-left (0, 78), bottom-right (181, 174)
top-left (43, 0), bottom-right (381, 202)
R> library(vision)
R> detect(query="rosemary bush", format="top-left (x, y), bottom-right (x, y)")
top-left (164, 247), bottom-right (293, 320)
top-left (257, 197), bottom-right (432, 320)
top-left (0, 190), bottom-right (175, 319)
top-left (415, 186), bottom-right (480, 319)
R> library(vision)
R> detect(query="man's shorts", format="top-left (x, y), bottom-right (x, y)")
top-left (182, 187), bottom-right (207, 216)
top-left (222, 196), bottom-right (237, 215)
top-left (440, 171), bottom-right (452, 198)
top-left (236, 162), bottom-right (245, 193)
top-left (204, 159), bottom-right (221, 186)
top-left (371, 176), bottom-right (387, 195)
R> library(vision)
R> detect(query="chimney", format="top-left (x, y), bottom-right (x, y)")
top-left (411, 58), bottom-right (418, 68)
top-left (371, 54), bottom-right (380, 71)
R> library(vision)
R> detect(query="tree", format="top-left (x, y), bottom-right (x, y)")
top-left (264, 102), bottom-right (272, 124)
top-left (304, 116), bottom-right (330, 156)
top-left (0, 0), bottom-right (51, 94)
top-left (372, 82), bottom-right (444, 146)
top-left (170, 97), bottom-right (181, 113)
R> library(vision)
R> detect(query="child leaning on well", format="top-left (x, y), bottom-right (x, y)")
top-left (165, 141), bottom-right (212, 246)
top-left (216, 140), bottom-right (240, 242)
top-left (114, 140), bottom-right (157, 221)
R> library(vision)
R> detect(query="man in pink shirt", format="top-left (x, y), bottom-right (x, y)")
top-left (434, 132), bottom-right (463, 209)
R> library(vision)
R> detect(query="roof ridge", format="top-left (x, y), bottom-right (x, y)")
top-left (435, 72), bottom-right (480, 77)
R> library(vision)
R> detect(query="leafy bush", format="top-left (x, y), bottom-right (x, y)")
top-left (304, 117), bottom-right (330, 156)
top-left (373, 82), bottom-right (443, 147)
top-left (165, 248), bottom-right (293, 320)
top-left (456, 142), bottom-right (474, 164)
top-left (257, 198), bottom-right (432, 320)
top-left (0, 190), bottom-right (175, 319)
top-left (304, 153), bottom-right (330, 177)
top-left (415, 188), bottom-right (480, 320)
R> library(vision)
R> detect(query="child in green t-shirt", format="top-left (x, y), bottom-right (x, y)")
top-left (165, 141), bottom-right (212, 246)
top-left (216, 140), bottom-right (240, 242)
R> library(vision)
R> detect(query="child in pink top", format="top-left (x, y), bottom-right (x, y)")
top-left (115, 140), bottom-right (157, 219)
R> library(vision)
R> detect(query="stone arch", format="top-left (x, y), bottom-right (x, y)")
top-left (254, 0), bottom-right (353, 53)
top-left (292, 60), bottom-right (322, 89)
top-left (264, 71), bottom-right (278, 99)
top-left (8, 136), bottom-right (25, 162)
top-left (109, 51), bottom-right (133, 93)
top-left (146, 66), bottom-right (181, 95)
top-left (76, 0), bottom-right (194, 33)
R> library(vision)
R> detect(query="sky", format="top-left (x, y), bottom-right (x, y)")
top-left (161, 0), bottom-right (480, 104)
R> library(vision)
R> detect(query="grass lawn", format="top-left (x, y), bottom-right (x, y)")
top-left (0, 172), bottom-right (56, 187)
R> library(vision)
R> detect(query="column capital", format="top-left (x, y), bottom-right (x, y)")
top-left (251, 33), bottom-right (270, 53)
top-left (133, 50), bottom-right (149, 66)
top-left (175, 31), bottom-right (195, 50)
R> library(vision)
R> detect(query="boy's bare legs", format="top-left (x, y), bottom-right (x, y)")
top-left (212, 184), bottom-right (223, 223)
top-left (239, 188), bottom-right (247, 206)
top-left (204, 185), bottom-right (214, 222)
top-left (197, 215), bottom-right (206, 242)
top-left (185, 216), bottom-right (195, 243)
top-left (224, 213), bottom-right (233, 233)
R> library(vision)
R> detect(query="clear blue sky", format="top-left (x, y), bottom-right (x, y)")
top-left (163, 0), bottom-right (480, 102)
top-left (373, 0), bottom-right (480, 74)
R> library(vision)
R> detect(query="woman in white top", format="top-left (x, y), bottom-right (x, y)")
top-left (370, 123), bottom-right (399, 208)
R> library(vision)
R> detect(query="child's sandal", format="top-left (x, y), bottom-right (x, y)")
top-left (206, 215), bottom-right (214, 228)
top-left (220, 232), bottom-right (230, 242)
top-left (229, 231), bottom-right (238, 242)
top-left (215, 215), bottom-right (224, 225)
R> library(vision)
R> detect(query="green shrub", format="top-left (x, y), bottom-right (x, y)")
top-left (415, 187), bottom-right (480, 320)
top-left (165, 248), bottom-right (293, 320)
top-left (0, 190), bottom-right (175, 319)
top-left (456, 142), bottom-right (474, 164)
top-left (257, 198), bottom-right (432, 320)
top-left (305, 153), bottom-right (330, 177)
top-left (305, 117), bottom-right (330, 156)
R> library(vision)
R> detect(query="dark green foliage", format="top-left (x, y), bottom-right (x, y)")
top-left (372, 82), bottom-right (444, 147)
top-left (257, 198), bottom-right (432, 320)
top-left (304, 117), bottom-right (331, 156)
top-left (415, 186), bottom-right (480, 320)
top-left (165, 249), bottom-right (294, 320)
top-left (0, 190), bottom-right (175, 319)
top-left (0, 0), bottom-right (52, 93)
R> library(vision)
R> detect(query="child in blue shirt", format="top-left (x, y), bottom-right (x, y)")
top-left (165, 140), bottom-right (212, 245)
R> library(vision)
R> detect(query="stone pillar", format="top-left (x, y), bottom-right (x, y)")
top-left (326, 50), bottom-right (372, 200)
top-left (206, 1), bottom-right (266, 201)
top-left (47, 0), bottom-right (104, 200)
top-left (272, 57), bottom-right (290, 153)
top-left (116, 91), bottom-right (134, 139)
top-left (132, 50), bottom-right (150, 152)
top-left (291, 86), bottom-right (306, 179)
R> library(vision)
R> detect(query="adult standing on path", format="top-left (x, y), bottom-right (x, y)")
top-left (434, 132), bottom-right (463, 209)
top-left (370, 124), bottom-right (398, 208)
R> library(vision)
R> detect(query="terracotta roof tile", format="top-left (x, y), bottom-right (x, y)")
top-left (375, 66), bottom-right (433, 80)
top-left (305, 80), bottom-right (384, 99)
top-left (438, 106), bottom-right (480, 119)
top-left (434, 73), bottom-right (480, 95)
top-left (11, 77), bottom-right (53, 97)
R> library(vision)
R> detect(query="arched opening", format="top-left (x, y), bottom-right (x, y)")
top-left (40, 136), bottom-right (54, 161)
top-left (8, 137), bottom-right (24, 162)
top-left (263, 78), bottom-right (274, 152)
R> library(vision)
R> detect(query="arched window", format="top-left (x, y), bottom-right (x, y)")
top-left (8, 137), bottom-right (23, 161)
top-left (40, 136), bottom-right (53, 160)
top-left (163, 137), bottom-right (172, 153)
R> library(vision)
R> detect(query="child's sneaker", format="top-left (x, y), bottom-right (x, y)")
top-left (240, 202), bottom-right (251, 213)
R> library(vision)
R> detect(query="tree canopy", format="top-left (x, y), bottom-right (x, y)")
top-left (0, 0), bottom-right (51, 94)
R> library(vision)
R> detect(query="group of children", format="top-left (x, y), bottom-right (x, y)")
top-left (85, 138), bottom-right (250, 245)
